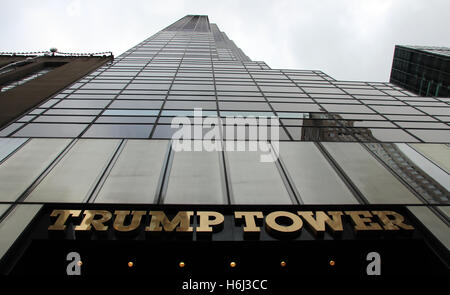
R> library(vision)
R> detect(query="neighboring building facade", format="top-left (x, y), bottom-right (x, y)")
top-left (390, 45), bottom-right (450, 97)
top-left (0, 16), bottom-right (448, 279)
top-left (0, 52), bottom-right (113, 130)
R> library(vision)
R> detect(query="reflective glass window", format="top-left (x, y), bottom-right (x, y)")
top-left (12, 123), bottom-right (88, 137)
top-left (26, 139), bottom-right (120, 203)
top-left (95, 140), bottom-right (168, 203)
top-left (164, 150), bottom-right (226, 204)
top-left (226, 142), bottom-right (292, 204)
top-left (279, 142), bottom-right (357, 204)
top-left (322, 142), bottom-right (421, 204)
top-left (82, 124), bottom-right (153, 138)
top-left (0, 139), bottom-right (71, 202)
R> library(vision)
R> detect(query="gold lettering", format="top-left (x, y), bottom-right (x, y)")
top-left (196, 211), bottom-right (224, 233)
top-left (48, 209), bottom-right (81, 230)
top-left (265, 211), bottom-right (303, 236)
top-left (74, 210), bottom-right (112, 231)
top-left (113, 210), bottom-right (146, 232)
top-left (146, 211), bottom-right (193, 232)
top-left (345, 211), bottom-right (382, 231)
top-left (372, 211), bottom-right (414, 230)
top-left (234, 211), bottom-right (263, 232)
top-left (297, 211), bottom-right (344, 235)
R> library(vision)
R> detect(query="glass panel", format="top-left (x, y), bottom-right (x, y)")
top-left (219, 102), bottom-right (270, 111)
top-left (17, 115), bottom-right (36, 122)
top-left (385, 115), bottom-right (436, 122)
top-left (164, 149), bottom-right (226, 204)
top-left (351, 121), bottom-right (396, 128)
top-left (0, 139), bottom-right (71, 201)
top-left (277, 112), bottom-right (308, 119)
top-left (0, 123), bottom-right (25, 137)
top-left (164, 101), bottom-right (217, 109)
top-left (12, 123), bottom-right (88, 137)
top-left (396, 122), bottom-right (448, 129)
top-left (95, 140), bottom-right (168, 203)
top-left (279, 142), bottom-right (357, 204)
top-left (407, 129), bottom-right (450, 143)
top-left (322, 104), bottom-right (374, 113)
top-left (103, 109), bottom-right (159, 116)
top-left (161, 110), bottom-right (217, 116)
top-left (302, 87), bottom-right (345, 94)
top-left (322, 142), bottom-right (421, 204)
top-left (362, 128), bottom-right (419, 142)
top-left (0, 204), bottom-right (9, 218)
top-left (220, 111), bottom-right (274, 117)
top-left (117, 94), bottom-right (166, 100)
top-left (152, 125), bottom-right (178, 139)
top-left (0, 204), bottom-right (42, 259)
top-left (342, 88), bottom-right (384, 95)
top-left (396, 143), bottom-right (450, 194)
top-left (39, 99), bottom-right (60, 108)
top-left (109, 100), bottom-right (163, 109)
top-left (95, 117), bottom-right (157, 124)
top-left (26, 139), bottom-right (120, 203)
top-left (33, 116), bottom-right (96, 123)
top-left (44, 109), bottom-right (102, 116)
top-left (410, 144), bottom-right (450, 174)
top-left (418, 107), bottom-right (450, 116)
top-left (226, 142), bottom-right (292, 204)
top-left (408, 206), bottom-right (450, 250)
top-left (54, 100), bottom-right (110, 109)
top-left (271, 103), bottom-right (322, 112)
top-left (371, 106), bottom-right (423, 115)
top-left (0, 138), bottom-right (27, 162)
top-left (82, 124), bottom-right (153, 138)
top-left (439, 206), bottom-right (450, 219)
top-left (127, 83), bottom-right (170, 90)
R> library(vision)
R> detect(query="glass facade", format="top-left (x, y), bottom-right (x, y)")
top-left (0, 15), bottom-right (448, 273)
top-left (390, 45), bottom-right (450, 97)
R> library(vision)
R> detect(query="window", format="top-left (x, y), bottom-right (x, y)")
top-left (95, 140), bottom-right (168, 203)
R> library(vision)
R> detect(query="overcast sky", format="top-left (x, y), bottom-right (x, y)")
top-left (1, 0), bottom-right (449, 82)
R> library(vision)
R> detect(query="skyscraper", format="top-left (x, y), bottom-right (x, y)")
top-left (0, 15), bottom-right (448, 279)
top-left (390, 45), bottom-right (450, 97)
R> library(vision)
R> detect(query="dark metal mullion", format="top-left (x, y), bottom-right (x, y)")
top-left (85, 139), bottom-right (127, 204)
top-left (148, 29), bottom-right (194, 139)
top-left (0, 138), bottom-right (31, 166)
top-left (270, 142), bottom-right (302, 205)
top-left (210, 35), bottom-right (232, 206)
top-left (407, 143), bottom-right (450, 176)
top-left (336, 85), bottom-right (424, 143)
top-left (78, 37), bottom-right (170, 138)
top-left (282, 70), bottom-right (347, 140)
top-left (360, 142), bottom-right (431, 205)
top-left (154, 27), bottom-right (199, 202)
top-left (247, 69), bottom-right (293, 140)
top-left (315, 142), bottom-right (369, 205)
top-left (0, 138), bottom-right (78, 224)
top-left (378, 87), bottom-right (450, 127)
top-left (156, 141), bottom-right (174, 204)
top-left (431, 206), bottom-right (450, 227)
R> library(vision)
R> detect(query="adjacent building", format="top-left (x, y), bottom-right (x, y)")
top-left (390, 45), bottom-right (450, 97)
top-left (0, 15), bottom-right (448, 278)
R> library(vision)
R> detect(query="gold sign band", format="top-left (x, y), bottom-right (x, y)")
top-left (48, 209), bottom-right (415, 238)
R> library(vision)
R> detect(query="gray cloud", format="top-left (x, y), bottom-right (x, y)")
top-left (1, 0), bottom-right (449, 82)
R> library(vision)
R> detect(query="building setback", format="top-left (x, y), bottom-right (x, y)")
top-left (0, 15), bottom-right (448, 279)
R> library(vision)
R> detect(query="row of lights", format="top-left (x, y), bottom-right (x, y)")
top-left (123, 260), bottom-right (336, 268)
